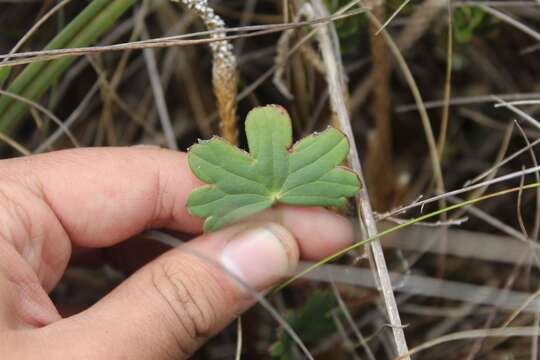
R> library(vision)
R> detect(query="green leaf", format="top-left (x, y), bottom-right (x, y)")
top-left (453, 6), bottom-right (490, 44)
top-left (270, 290), bottom-right (338, 360)
top-left (287, 290), bottom-right (338, 342)
top-left (270, 341), bottom-right (285, 357)
top-left (187, 105), bottom-right (360, 232)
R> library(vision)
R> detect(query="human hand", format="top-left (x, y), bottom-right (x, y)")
top-left (0, 146), bottom-right (354, 359)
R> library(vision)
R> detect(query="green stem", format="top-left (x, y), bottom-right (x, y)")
top-left (0, 0), bottom-right (138, 134)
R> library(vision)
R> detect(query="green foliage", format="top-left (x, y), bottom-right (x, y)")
top-left (270, 290), bottom-right (338, 360)
top-left (324, 0), bottom-right (366, 54)
top-left (323, 0), bottom-right (415, 54)
top-left (187, 105), bottom-right (360, 232)
top-left (453, 6), bottom-right (493, 43)
top-left (0, 0), bottom-right (137, 135)
top-left (0, 67), bottom-right (11, 89)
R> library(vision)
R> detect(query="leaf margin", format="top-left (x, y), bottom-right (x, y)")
top-left (187, 105), bottom-right (360, 232)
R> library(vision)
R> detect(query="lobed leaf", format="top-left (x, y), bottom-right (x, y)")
top-left (187, 105), bottom-right (360, 232)
top-left (188, 138), bottom-right (264, 194)
top-left (280, 167), bottom-right (359, 206)
top-left (245, 105), bottom-right (291, 192)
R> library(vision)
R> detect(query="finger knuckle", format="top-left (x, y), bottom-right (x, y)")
top-left (0, 185), bottom-right (34, 250)
top-left (150, 258), bottom-right (221, 356)
top-left (148, 168), bottom-right (179, 229)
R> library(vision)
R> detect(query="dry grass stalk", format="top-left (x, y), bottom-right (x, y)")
top-left (396, 0), bottom-right (446, 50)
top-left (332, 0), bottom-right (438, 120)
top-left (398, 327), bottom-right (540, 359)
top-left (303, 262), bottom-right (540, 314)
top-left (0, 0), bottom-right (73, 68)
top-left (0, 12), bottom-right (365, 68)
top-left (330, 280), bottom-right (377, 360)
top-left (89, 58), bottom-right (161, 140)
top-left (174, 0), bottom-right (239, 144)
top-left (0, 131), bottom-right (31, 156)
top-left (310, 1), bottom-right (411, 358)
top-left (0, 89), bottom-right (79, 147)
top-left (434, 1), bottom-right (454, 280)
top-left (141, 25), bottom-right (178, 150)
top-left (367, 0), bottom-right (393, 211)
top-left (367, 11), bottom-right (446, 223)
top-left (437, 1), bottom-right (453, 157)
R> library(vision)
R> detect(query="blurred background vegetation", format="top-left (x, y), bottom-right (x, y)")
top-left (2, 0), bottom-right (540, 359)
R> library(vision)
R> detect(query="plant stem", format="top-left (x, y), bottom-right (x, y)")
top-left (0, 0), bottom-right (137, 135)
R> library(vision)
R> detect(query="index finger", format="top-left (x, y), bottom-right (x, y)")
top-left (5, 146), bottom-right (204, 248)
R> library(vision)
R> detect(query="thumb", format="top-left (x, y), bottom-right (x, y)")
top-left (35, 222), bottom-right (299, 359)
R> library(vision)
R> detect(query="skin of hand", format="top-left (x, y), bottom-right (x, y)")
top-left (0, 146), bottom-right (354, 359)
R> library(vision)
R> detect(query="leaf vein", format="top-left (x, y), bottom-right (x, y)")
top-left (191, 152), bottom-right (267, 191)
top-left (287, 137), bottom-right (345, 176)
top-left (282, 179), bottom-right (357, 196)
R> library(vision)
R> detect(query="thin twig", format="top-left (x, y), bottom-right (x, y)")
top-left (0, 89), bottom-right (79, 147)
top-left (502, 288), bottom-right (540, 328)
top-left (142, 27), bottom-right (177, 150)
top-left (0, 10), bottom-right (367, 67)
top-left (375, 0), bottom-right (410, 35)
top-left (382, 165), bottom-right (540, 219)
top-left (467, 138), bottom-right (540, 186)
top-left (370, 5), bottom-right (450, 279)
top-left (498, 100), bottom-right (540, 107)
top-left (383, 216), bottom-right (468, 227)
top-left (0, 132), bottom-right (31, 156)
top-left (0, 0), bottom-right (73, 65)
top-left (88, 56), bottom-right (161, 141)
top-left (447, 196), bottom-right (540, 267)
top-left (234, 317), bottom-right (243, 360)
top-left (34, 82), bottom-right (99, 153)
top-left (514, 121), bottom-right (540, 240)
top-left (240, 3), bottom-right (367, 103)
top-left (493, 96), bottom-right (540, 131)
top-left (301, 261), bottom-right (540, 314)
top-left (330, 279), bottom-right (376, 360)
top-left (480, 4), bottom-right (540, 42)
top-left (396, 327), bottom-right (540, 359)
top-left (453, 122), bottom-right (514, 220)
top-left (437, 0), bottom-right (453, 157)
top-left (369, 12), bottom-right (445, 197)
top-left (397, 92), bottom-right (540, 112)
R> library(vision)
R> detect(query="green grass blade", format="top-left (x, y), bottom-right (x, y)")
top-left (0, 0), bottom-right (137, 134)
top-left (0, 67), bottom-right (11, 88)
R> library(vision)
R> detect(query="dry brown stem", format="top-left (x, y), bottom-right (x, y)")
top-left (310, 1), bottom-right (410, 357)
top-left (367, 0), bottom-right (393, 211)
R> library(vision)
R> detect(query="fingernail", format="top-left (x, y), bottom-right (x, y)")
top-left (220, 224), bottom-right (298, 291)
